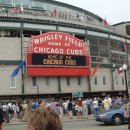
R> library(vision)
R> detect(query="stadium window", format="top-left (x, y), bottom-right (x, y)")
top-left (75, 35), bottom-right (85, 41)
top-left (0, 30), bottom-right (3, 37)
top-left (91, 56), bottom-right (100, 62)
top-left (10, 76), bottom-right (16, 88)
top-left (122, 77), bottom-right (125, 85)
top-left (2, 29), bottom-right (20, 37)
top-left (10, 30), bottom-right (20, 37)
top-left (89, 37), bottom-right (100, 57)
top-left (66, 77), bottom-right (70, 86)
top-left (78, 76), bottom-right (81, 86)
top-left (32, 76), bottom-right (36, 87)
top-left (94, 76), bottom-right (98, 86)
top-left (89, 37), bottom-right (99, 45)
top-left (45, 77), bottom-right (50, 86)
top-left (126, 25), bottom-right (130, 36)
top-left (90, 44), bottom-right (99, 54)
top-left (99, 38), bottom-right (109, 57)
top-left (115, 76), bottom-right (118, 85)
top-left (111, 53), bottom-right (120, 65)
top-left (23, 30), bottom-right (40, 37)
top-left (110, 40), bottom-right (119, 50)
top-left (99, 38), bottom-right (108, 46)
top-left (127, 44), bottom-right (130, 54)
top-left (103, 76), bottom-right (106, 85)
top-left (100, 46), bottom-right (109, 53)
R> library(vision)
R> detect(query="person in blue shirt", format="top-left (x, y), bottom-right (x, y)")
top-left (31, 100), bottom-right (38, 109)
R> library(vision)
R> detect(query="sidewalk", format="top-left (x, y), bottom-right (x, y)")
top-left (61, 114), bottom-right (94, 122)
top-left (3, 115), bottom-right (95, 125)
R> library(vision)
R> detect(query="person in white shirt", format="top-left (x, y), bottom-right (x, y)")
top-left (107, 95), bottom-right (112, 108)
top-left (103, 97), bottom-right (110, 111)
top-left (82, 99), bottom-right (87, 119)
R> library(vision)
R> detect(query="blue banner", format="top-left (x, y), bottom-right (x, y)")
top-left (12, 61), bottom-right (25, 77)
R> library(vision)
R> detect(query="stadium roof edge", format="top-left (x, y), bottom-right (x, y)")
top-left (38, 0), bottom-right (103, 22)
top-left (0, 0), bottom-right (103, 23)
top-left (113, 21), bottom-right (130, 26)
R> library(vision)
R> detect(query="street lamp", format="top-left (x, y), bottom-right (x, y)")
top-left (112, 64), bottom-right (115, 91)
top-left (122, 63), bottom-right (129, 99)
top-left (122, 63), bottom-right (130, 130)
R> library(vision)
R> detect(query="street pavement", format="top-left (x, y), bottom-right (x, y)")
top-left (3, 116), bottom-right (128, 130)
top-left (3, 115), bottom-right (95, 125)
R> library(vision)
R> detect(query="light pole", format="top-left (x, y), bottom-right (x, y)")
top-left (122, 63), bottom-right (130, 130)
top-left (112, 64), bottom-right (115, 91)
top-left (122, 63), bottom-right (129, 98)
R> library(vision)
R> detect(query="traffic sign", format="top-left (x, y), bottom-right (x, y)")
top-left (72, 92), bottom-right (83, 98)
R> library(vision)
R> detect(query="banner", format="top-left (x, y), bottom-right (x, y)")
top-left (26, 32), bottom-right (90, 76)
top-left (12, 61), bottom-right (25, 77)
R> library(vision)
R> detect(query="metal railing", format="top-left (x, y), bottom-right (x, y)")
top-left (0, 6), bottom-right (115, 32)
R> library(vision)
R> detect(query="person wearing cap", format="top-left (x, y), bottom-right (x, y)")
top-left (23, 101), bottom-right (28, 122)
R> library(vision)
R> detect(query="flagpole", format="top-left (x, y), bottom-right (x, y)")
top-left (20, 26), bottom-right (25, 99)
top-left (86, 39), bottom-right (91, 91)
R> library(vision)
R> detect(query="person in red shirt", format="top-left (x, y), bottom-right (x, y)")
top-left (77, 98), bottom-right (83, 119)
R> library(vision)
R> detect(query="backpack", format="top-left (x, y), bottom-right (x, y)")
top-left (19, 104), bottom-right (23, 111)
top-left (0, 108), bottom-right (4, 123)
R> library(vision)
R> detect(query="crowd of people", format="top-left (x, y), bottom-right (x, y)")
top-left (0, 95), bottom-right (128, 121)
top-left (0, 95), bottom-right (128, 130)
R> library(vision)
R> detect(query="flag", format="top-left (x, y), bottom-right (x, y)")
top-left (53, 8), bottom-right (56, 17)
top-left (12, 61), bottom-right (25, 77)
top-left (20, 4), bottom-right (24, 13)
top-left (12, 7), bottom-right (17, 13)
top-left (91, 64), bottom-right (99, 76)
top-left (120, 37), bottom-right (126, 52)
top-left (103, 18), bottom-right (108, 26)
top-left (11, 4), bottom-right (17, 14)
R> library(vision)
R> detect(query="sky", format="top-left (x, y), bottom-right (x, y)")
top-left (55, 0), bottom-right (130, 25)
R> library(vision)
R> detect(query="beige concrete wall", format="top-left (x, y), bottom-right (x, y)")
top-left (113, 69), bottom-right (126, 91)
top-left (24, 76), bottom-right (89, 94)
top-left (24, 77), bottom-right (59, 94)
top-left (90, 68), bottom-right (126, 92)
top-left (60, 76), bottom-right (89, 93)
top-left (114, 24), bottom-right (126, 36)
top-left (91, 68), bottom-right (112, 92)
top-left (0, 66), bottom-right (22, 95)
top-left (0, 66), bottom-right (126, 96)
top-left (0, 37), bottom-right (21, 60)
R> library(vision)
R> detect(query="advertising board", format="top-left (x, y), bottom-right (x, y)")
top-left (26, 32), bottom-right (90, 76)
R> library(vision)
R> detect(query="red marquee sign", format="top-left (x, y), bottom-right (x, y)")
top-left (26, 32), bottom-right (90, 76)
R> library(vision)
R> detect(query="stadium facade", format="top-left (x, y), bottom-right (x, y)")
top-left (0, 0), bottom-right (130, 100)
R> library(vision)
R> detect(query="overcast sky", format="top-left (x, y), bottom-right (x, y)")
top-left (55, 0), bottom-right (130, 25)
